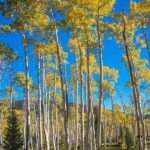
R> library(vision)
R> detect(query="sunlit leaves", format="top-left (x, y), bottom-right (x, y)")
top-left (70, 0), bottom-right (116, 18)
top-left (5, 86), bottom-right (13, 95)
top-left (137, 68), bottom-right (150, 84)
top-left (147, 88), bottom-right (150, 94)
top-left (101, 66), bottom-right (119, 97)
top-left (130, 0), bottom-right (150, 18)
top-left (34, 42), bottom-right (51, 56)
top-left (103, 66), bottom-right (118, 83)
top-left (1, 1), bottom-right (49, 32)
top-left (14, 72), bottom-right (32, 88)
top-left (0, 43), bottom-right (17, 63)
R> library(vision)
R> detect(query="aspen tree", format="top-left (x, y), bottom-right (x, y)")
top-left (130, 0), bottom-right (150, 58)
top-left (0, 43), bottom-right (17, 109)
top-left (0, 1), bottom-right (49, 149)
top-left (109, 13), bottom-right (148, 150)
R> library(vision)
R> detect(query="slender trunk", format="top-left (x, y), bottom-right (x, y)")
top-left (74, 53), bottom-right (79, 150)
top-left (91, 103), bottom-right (96, 150)
top-left (129, 45), bottom-right (147, 149)
top-left (90, 126), bottom-right (93, 150)
top-left (0, 112), bottom-right (3, 145)
top-left (75, 78), bottom-right (79, 150)
top-left (48, 90), bottom-right (51, 147)
top-left (122, 124), bottom-right (126, 146)
top-left (45, 90), bottom-right (50, 150)
top-left (83, 25), bottom-right (92, 150)
top-left (142, 25), bottom-right (150, 58)
top-left (123, 19), bottom-right (147, 150)
top-left (72, 95), bottom-right (75, 149)
top-left (22, 32), bottom-right (30, 150)
top-left (56, 108), bottom-right (59, 150)
top-left (33, 103), bottom-right (38, 149)
top-left (52, 104), bottom-right (56, 150)
top-left (118, 91), bottom-right (126, 146)
top-left (9, 67), bottom-right (13, 109)
top-left (46, 87), bottom-right (50, 150)
top-left (103, 101), bottom-right (107, 150)
top-left (131, 103), bottom-right (136, 144)
top-left (86, 48), bottom-right (91, 148)
top-left (77, 35), bottom-right (84, 150)
top-left (51, 7), bottom-right (69, 150)
top-left (109, 125), bottom-right (113, 148)
top-left (54, 65), bottom-right (59, 150)
top-left (116, 124), bottom-right (119, 143)
top-left (111, 97), bottom-right (115, 146)
top-left (96, 16), bottom-right (103, 150)
top-left (41, 56), bottom-right (50, 150)
top-left (122, 19), bottom-right (142, 150)
top-left (37, 55), bottom-right (43, 150)
top-left (23, 101), bottom-right (26, 150)
top-left (85, 75), bottom-right (88, 114)
top-left (136, 89), bottom-right (147, 150)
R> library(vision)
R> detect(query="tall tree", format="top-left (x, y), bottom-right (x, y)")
top-left (0, 43), bottom-right (17, 108)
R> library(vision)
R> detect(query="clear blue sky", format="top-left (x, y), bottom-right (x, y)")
top-left (0, 0), bottom-right (149, 109)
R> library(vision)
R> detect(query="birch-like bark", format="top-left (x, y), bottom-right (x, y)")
top-left (41, 56), bottom-right (50, 150)
top-left (55, 107), bottom-right (60, 150)
top-left (91, 103), bottom-right (96, 150)
top-left (83, 25), bottom-right (92, 150)
top-left (52, 104), bottom-right (56, 150)
top-left (37, 55), bottom-right (43, 150)
top-left (50, 7), bottom-right (69, 150)
top-left (96, 15), bottom-right (103, 150)
top-left (111, 97), bottom-right (115, 146)
top-left (22, 103), bottom-right (26, 150)
top-left (103, 101), bottom-right (106, 150)
top-left (122, 18), bottom-right (142, 150)
top-left (75, 59), bottom-right (79, 150)
top-left (33, 103), bottom-right (38, 149)
top-left (53, 64), bottom-right (59, 150)
top-left (77, 32), bottom-right (84, 150)
top-left (118, 90), bottom-right (126, 146)
top-left (136, 89), bottom-right (147, 150)
top-left (131, 102), bottom-right (136, 144)
top-left (109, 124), bottom-right (113, 148)
top-left (22, 32), bottom-right (30, 150)
top-left (0, 111), bottom-right (3, 145)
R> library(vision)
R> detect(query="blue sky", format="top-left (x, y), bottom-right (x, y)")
top-left (0, 0), bottom-right (149, 109)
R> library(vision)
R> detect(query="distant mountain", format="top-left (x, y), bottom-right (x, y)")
top-left (13, 100), bottom-right (24, 110)
top-left (0, 99), bottom-right (150, 119)
top-left (0, 99), bottom-right (24, 110)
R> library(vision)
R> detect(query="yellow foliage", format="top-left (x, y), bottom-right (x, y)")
top-left (130, 1), bottom-right (150, 17)
top-left (146, 88), bottom-right (150, 94)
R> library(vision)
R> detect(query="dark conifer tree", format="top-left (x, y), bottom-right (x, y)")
top-left (3, 109), bottom-right (23, 150)
top-left (125, 127), bottom-right (134, 149)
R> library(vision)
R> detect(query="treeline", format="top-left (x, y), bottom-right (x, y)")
top-left (0, 0), bottom-right (150, 150)
top-left (1, 102), bottom-right (149, 149)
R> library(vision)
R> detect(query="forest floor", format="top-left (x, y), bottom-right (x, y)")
top-left (147, 136), bottom-right (150, 149)
top-left (101, 137), bottom-right (150, 150)
top-left (0, 137), bottom-right (150, 150)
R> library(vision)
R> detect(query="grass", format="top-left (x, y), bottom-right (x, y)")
top-left (101, 146), bottom-right (135, 150)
